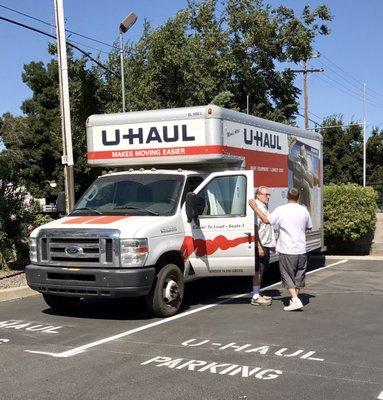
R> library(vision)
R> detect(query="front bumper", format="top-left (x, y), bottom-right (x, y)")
top-left (26, 264), bottom-right (156, 298)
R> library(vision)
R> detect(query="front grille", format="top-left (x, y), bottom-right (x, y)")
top-left (49, 238), bottom-right (100, 263)
top-left (36, 229), bottom-right (120, 268)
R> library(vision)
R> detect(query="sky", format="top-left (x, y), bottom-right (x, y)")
top-left (0, 0), bottom-right (382, 147)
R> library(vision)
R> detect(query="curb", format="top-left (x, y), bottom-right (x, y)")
top-left (0, 286), bottom-right (38, 303)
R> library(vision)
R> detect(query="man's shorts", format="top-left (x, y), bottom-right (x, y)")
top-left (257, 247), bottom-right (271, 276)
top-left (278, 253), bottom-right (307, 289)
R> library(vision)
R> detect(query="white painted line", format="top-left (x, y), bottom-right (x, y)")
top-left (259, 259), bottom-right (348, 293)
top-left (25, 258), bottom-right (348, 358)
top-left (378, 390), bottom-right (383, 399)
top-left (25, 292), bottom-right (247, 358)
top-left (306, 259), bottom-right (348, 275)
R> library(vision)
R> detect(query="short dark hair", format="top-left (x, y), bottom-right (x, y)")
top-left (287, 187), bottom-right (300, 201)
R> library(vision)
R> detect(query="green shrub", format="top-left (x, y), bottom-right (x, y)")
top-left (0, 183), bottom-right (53, 269)
top-left (324, 184), bottom-right (377, 254)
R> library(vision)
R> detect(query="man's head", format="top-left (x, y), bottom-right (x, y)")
top-left (256, 186), bottom-right (271, 205)
top-left (287, 187), bottom-right (300, 202)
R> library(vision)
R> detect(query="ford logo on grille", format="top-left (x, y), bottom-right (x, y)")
top-left (65, 245), bottom-right (84, 257)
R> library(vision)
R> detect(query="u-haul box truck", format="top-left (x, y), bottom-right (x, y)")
top-left (26, 105), bottom-right (323, 317)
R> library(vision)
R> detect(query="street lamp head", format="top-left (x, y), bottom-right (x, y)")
top-left (119, 12), bottom-right (137, 33)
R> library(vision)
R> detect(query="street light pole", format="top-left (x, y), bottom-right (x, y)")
top-left (119, 12), bottom-right (137, 113)
top-left (363, 82), bottom-right (366, 187)
top-left (54, 0), bottom-right (75, 213)
top-left (119, 32), bottom-right (126, 113)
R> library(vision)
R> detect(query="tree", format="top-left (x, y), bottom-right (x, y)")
top-left (0, 47), bottom-right (104, 200)
top-left (367, 128), bottom-right (383, 207)
top-left (103, 0), bottom-right (332, 121)
top-left (321, 116), bottom-right (363, 185)
top-left (1, 0), bottom-right (332, 201)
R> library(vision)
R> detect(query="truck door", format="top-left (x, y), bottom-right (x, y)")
top-left (182, 170), bottom-right (256, 276)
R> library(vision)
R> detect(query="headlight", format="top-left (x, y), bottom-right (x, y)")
top-left (120, 238), bottom-right (148, 268)
top-left (29, 238), bottom-right (37, 263)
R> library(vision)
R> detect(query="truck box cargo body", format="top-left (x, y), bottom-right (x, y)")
top-left (26, 105), bottom-right (323, 317)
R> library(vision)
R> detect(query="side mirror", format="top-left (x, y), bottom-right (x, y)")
top-left (185, 192), bottom-right (205, 225)
top-left (185, 192), bottom-right (197, 223)
top-left (56, 191), bottom-right (66, 214)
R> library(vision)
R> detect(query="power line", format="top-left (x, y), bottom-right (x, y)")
top-left (316, 59), bottom-right (383, 105)
top-left (308, 123), bottom-right (363, 130)
top-left (296, 112), bottom-right (321, 127)
top-left (0, 15), bottom-right (119, 77)
top-left (314, 74), bottom-right (383, 109)
top-left (0, 3), bottom-right (118, 50)
top-left (318, 51), bottom-right (383, 101)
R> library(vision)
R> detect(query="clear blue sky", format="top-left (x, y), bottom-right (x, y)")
top-left (0, 0), bottom-right (382, 139)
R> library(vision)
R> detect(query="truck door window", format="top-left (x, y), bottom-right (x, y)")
top-left (198, 175), bottom-right (246, 217)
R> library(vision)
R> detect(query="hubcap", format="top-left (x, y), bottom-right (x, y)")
top-left (164, 279), bottom-right (179, 303)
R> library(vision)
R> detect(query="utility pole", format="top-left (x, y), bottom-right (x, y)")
top-left (54, 0), bottom-right (75, 213)
top-left (292, 58), bottom-right (324, 130)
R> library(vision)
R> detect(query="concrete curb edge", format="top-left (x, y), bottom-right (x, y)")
top-left (0, 286), bottom-right (38, 303)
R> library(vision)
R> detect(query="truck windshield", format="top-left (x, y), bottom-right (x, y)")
top-left (71, 174), bottom-right (185, 216)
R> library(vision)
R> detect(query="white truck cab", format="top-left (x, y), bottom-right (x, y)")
top-left (26, 105), bottom-right (323, 317)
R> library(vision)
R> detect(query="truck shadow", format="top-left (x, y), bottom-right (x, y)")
top-left (42, 254), bottom-right (324, 319)
top-left (181, 254), bottom-right (323, 309)
top-left (42, 297), bottom-right (152, 320)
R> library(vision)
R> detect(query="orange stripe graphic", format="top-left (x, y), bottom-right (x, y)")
top-left (62, 216), bottom-right (128, 225)
top-left (62, 216), bottom-right (100, 225)
top-left (87, 145), bottom-right (223, 160)
top-left (84, 216), bottom-right (128, 224)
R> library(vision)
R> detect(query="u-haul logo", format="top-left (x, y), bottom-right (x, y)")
top-left (102, 125), bottom-right (195, 146)
top-left (244, 129), bottom-right (282, 150)
top-left (223, 121), bottom-right (287, 154)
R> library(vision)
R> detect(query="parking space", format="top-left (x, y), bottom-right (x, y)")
top-left (0, 258), bottom-right (382, 400)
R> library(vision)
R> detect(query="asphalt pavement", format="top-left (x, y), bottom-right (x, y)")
top-left (0, 257), bottom-right (382, 400)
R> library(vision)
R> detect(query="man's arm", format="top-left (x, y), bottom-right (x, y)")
top-left (306, 210), bottom-right (313, 231)
top-left (249, 199), bottom-right (270, 224)
top-left (254, 224), bottom-right (265, 257)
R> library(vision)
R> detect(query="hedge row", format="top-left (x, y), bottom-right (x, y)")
top-left (324, 184), bottom-right (377, 254)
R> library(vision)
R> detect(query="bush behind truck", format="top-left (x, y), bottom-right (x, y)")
top-left (26, 105), bottom-right (324, 317)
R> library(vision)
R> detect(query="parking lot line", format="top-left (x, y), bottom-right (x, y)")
top-left (25, 259), bottom-right (348, 358)
top-left (378, 390), bottom-right (383, 399)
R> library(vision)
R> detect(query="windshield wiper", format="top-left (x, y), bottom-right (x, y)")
top-left (71, 207), bottom-right (103, 215)
top-left (113, 206), bottom-right (159, 216)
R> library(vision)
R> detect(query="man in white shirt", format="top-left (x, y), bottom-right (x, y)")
top-left (250, 186), bottom-right (276, 306)
top-left (249, 187), bottom-right (313, 311)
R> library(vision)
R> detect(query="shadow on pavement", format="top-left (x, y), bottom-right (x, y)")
top-left (41, 253), bottom-right (325, 320)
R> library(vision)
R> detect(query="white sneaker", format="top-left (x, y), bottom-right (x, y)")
top-left (251, 296), bottom-right (272, 306)
top-left (283, 298), bottom-right (303, 311)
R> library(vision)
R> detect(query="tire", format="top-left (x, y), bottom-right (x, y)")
top-left (145, 263), bottom-right (184, 317)
top-left (43, 293), bottom-right (80, 312)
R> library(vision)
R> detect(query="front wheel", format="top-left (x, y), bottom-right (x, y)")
top-left (145, 263), bottom-right (184, 317)
top-left (43, 293), bottom-right (80, 313)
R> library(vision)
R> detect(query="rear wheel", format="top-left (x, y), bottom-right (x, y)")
top-left (145, 263), bottom-right (184, 317)
top-left (43, 294), bottom-right (80, 312)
